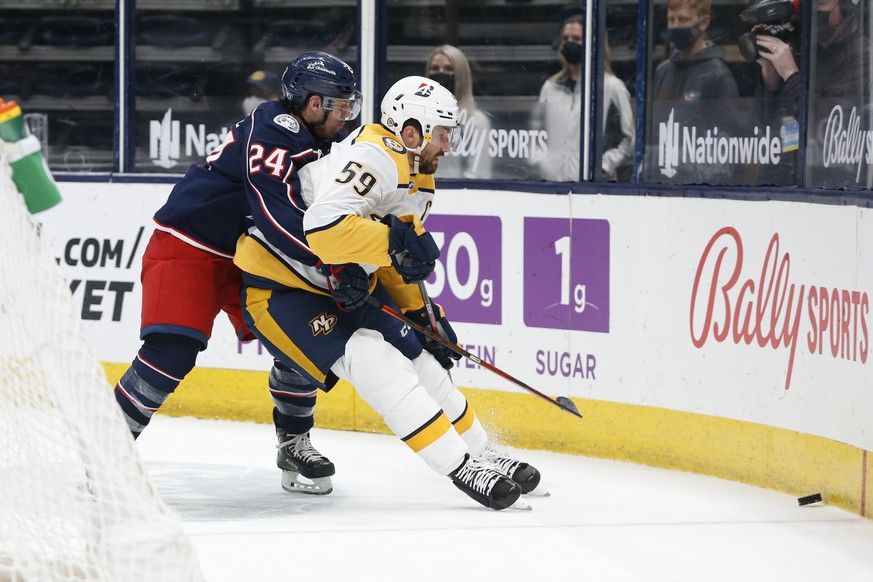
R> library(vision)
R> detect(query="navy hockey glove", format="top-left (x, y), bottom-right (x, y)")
top-left (406, 300), bottom-right (462, 370)
top-left (318, 263), bottom-right (370, 311)
top-left (383, 214), bottom-right (440, 283)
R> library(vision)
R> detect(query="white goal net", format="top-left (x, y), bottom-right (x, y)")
top-left (0, 151), bottom-right (203, 581)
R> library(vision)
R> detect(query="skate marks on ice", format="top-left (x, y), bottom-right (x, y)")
top-left (138, 417), bottom-right (873, 582)
top-left (144, 462), bottom-right (334, 521)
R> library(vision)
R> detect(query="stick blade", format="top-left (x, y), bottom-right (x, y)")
top-left (555, 396), bottom-right (582, 418)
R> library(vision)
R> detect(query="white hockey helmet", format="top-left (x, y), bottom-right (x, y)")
top-left (380, 76), bottom-right (461, 150)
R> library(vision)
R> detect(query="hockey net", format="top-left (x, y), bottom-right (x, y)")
top-left (0, 152), bottom-right (203, 580)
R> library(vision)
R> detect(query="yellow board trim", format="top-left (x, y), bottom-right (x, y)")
top-left (402, 412), bottom-right (452, 453)
top-left (100, 363), bottom-right (870, 520)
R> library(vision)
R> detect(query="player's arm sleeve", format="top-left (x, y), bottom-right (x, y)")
top-left (306, 215), bottom-right (392, 266)
top-left (304, 144), bottom-right (400, 266)
top-left (244, 117), bottom-right (316, 254)
top-left (374, 265), bottom-right (426, 312)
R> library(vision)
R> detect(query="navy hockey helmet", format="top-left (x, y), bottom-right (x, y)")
top-left (280, 52), bottom-right (362, 121)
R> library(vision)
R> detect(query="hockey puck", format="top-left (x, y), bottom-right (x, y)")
top-left (797, 493), bottom-right (822, 506)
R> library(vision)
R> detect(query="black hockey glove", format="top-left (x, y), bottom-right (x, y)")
top-left (318, 262), bottom-right (370, 311)
top-left (406, 300), bottom-right (462, 370)
top-left (382, 214), bottom-right (440, 283)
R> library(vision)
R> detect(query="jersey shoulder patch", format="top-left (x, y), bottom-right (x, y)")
top-left (381, 136), bottom-right (406, 155)
top-left (273, 114), bottom-right (300, 133)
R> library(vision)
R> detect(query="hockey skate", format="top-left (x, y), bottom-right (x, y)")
top-left (276, 430), bottom-right (335, 495)
top-left (449, 454), bottom-right (529, 511)
top-left (482, 447), bottom-right (549, 496)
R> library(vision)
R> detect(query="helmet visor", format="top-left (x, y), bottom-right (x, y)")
top-left (322, 91), bottom-right (363, 121)
top-left (430, 124), bottom-right (463, 151)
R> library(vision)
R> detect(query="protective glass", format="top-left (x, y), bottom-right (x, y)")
top-left (323, 91), bottom-right (363, 121)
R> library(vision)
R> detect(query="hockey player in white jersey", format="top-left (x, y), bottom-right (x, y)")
top-left (235, 76), bottom-right (543, 510)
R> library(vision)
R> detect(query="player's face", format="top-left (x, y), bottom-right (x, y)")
top-left (316, 112), bottom-right (347, 139)
top-left (417, 125), bottom-right (459, 174)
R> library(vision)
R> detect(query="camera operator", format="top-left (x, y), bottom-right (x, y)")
top-left (749, 0), bottom-right (870, 185)
top-left (755, 0), bottom-right (868, 100)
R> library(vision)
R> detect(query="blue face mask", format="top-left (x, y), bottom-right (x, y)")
top-left (663, 25), bottom-right (696, 51)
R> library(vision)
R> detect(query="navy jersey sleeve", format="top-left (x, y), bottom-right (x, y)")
top-left (211, 101), bottom-right (322, 261)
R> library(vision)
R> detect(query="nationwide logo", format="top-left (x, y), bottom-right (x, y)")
top-left (658, 108), bottom-right (783, 178)
top-left (149, 108), bottom-right (229, 169)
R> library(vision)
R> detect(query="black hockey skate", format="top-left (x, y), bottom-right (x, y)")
top-left (449, 454), bottom-right (528, 511)
top-left (276, 429), bottom-right (335, 495)
top-left (482, 447), bottom-right (548, 496)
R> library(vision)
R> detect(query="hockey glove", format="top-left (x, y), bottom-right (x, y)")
top-left (382, 214), bottom-right (440, 283)
top-left (318, 263), bottom-right (370, 311)
top-left (406, 300), bottom-right (462, 370)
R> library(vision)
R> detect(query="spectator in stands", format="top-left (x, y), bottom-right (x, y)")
top-left (530, 15), bottom-right (635, 182)
top-left (530, 13), bottom-right (584, 181)
top-left (242, 70), bottom-right (281, 115)
top-left (652, 0), bottom-right (739, 102)
top-left (425, 45), bottom-right (493, 179)
top-left (602, 38), bottom-right (635, 181)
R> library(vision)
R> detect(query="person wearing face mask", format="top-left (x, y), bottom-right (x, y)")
top-left (757, 0), bottom-right (869, 101)
top-left (755, 0), bottom-right (870, 188)
top-left (530, 13), bottom-right (585, 181)
top-left (652, 0), bottom-right (738, 103)
top-left (425, 45), bottom-right (493, 179)
top-left (242, 70), bottom-right (281, 115)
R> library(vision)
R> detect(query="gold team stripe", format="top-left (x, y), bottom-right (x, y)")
top-left (451, 402), bottom-right (476, 436)
top-left (234, 235), bottom-right (328, 295)
top-left (244, 288), bottom-right (325, 383)
top-left (402, 411), bottom-right (452, 453)
top-left (306, 215), bottom-right (392, 266)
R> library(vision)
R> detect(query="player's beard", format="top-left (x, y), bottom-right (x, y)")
top-left (417, 154), bottom-right (441, 175)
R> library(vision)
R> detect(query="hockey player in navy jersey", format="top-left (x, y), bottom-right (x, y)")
top-left (114, 52), bottom-right (361, 495)
top-left (235, 76), bottom-right (545, 510)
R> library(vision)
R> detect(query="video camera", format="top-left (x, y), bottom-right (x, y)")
top-left (737, 0), bottom-right (799, 61)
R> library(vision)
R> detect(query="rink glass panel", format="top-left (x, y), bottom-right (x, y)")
top-left (132, 0), bottom-right (358, 174)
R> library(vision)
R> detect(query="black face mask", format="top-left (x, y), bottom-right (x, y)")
top-left (428, 72), bottom-right (455, 95)
top-left (663, 25), bottom-right (696, 51)
top-left (817, 8), bottom-right (837, 45)
top-left (559, 41), bottom-right (583, 65)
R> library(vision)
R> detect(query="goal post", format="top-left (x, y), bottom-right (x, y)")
top-left (0, 146), bottom-right (203, 581)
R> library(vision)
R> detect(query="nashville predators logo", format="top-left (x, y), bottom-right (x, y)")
top-left (382, 137), bottom-right (406, 154)
top-left (310, 312), bottom-right (338, 336)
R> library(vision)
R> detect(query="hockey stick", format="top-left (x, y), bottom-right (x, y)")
top-left (418, 281), bottom-right (441, 333)
top-left (364, 295), bottom-right (583, 419)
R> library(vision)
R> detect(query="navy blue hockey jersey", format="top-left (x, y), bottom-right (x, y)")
top-left (153, 101), bottom-right (326, 258)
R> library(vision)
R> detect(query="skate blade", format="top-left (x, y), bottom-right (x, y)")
top-left (509, 496), bottom-right (532, 511)
top-left (524, 483), bottom-right (550, 497)
top-left (280, 471), bottom-right (333, 495)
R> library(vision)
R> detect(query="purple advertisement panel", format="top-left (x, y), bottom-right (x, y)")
top-left (423, 214), bottom-right (502, 324)
top-left (523, 218), bottom-right (610, 332)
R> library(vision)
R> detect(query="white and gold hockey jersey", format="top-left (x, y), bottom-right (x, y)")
top-left (235, 123), bottom-right (436, 312)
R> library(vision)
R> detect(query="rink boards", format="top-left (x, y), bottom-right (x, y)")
top-left (39, 181), bottom-right (872, 519)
